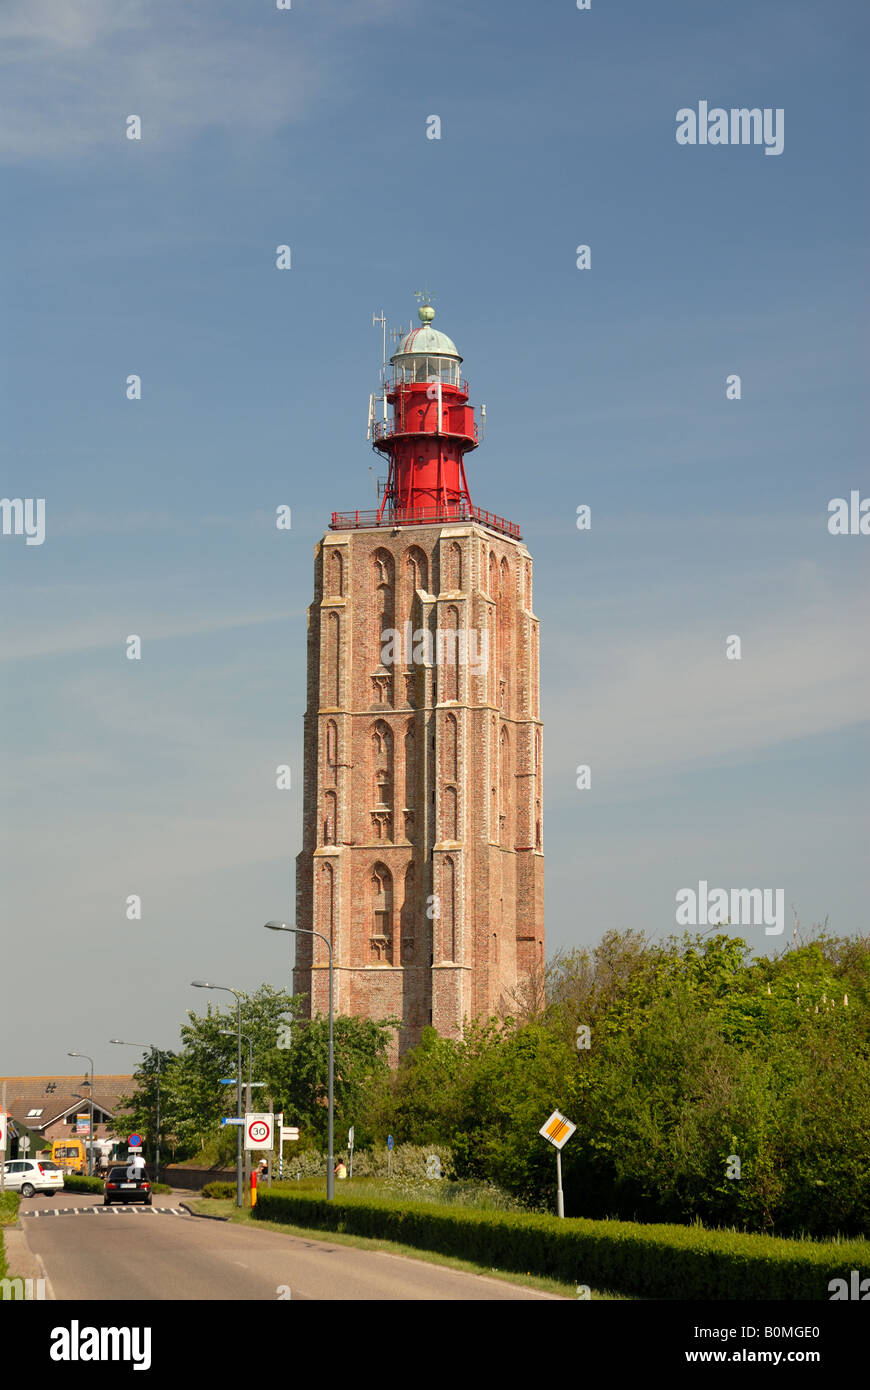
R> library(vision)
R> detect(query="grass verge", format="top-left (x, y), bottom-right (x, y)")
top-left (0, 1192), bottom-right (21, 1281)
top-left (0, 1192), bottom-right (21, 1228)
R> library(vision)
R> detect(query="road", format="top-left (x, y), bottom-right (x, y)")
top-left (18, 1190), bottom-right (562, 1301)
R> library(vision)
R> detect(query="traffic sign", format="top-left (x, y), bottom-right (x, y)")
top-left (280, 1127), bottom-right (299, 1142)
top-left (539, 1110), bottom-right (576, 1151)
top-left (387, 1134), bottom-right (394, 1151)
top-left (348, 1126), bottom-right (354, 1148)
top-left (20, 1137), bottom-right (30, 1153)
top-left (0, 1113), bottom-right (7, 1153)
top-left (221, 1117), bottom-right (245, 1126)
top-left (128, 1133), bottom-right (142, 1148)
top-left (244, 1112), bottom-right (274, 1151)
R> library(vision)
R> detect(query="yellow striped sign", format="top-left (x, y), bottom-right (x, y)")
top-left (538, 1110), bottom-right (576, 1150)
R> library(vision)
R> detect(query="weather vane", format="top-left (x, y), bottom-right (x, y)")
top-left (414, 285), bottom-right (435, 309)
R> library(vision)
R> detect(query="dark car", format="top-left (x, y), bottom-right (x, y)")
top-left (103, 1165), bottom-right (152, 1206)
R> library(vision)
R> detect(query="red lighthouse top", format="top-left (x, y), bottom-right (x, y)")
top-left (329, 300), bottom-right (520, 541)
top-left (373, 301), bottom-right (476, 524)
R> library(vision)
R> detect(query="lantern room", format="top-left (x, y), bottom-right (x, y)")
top-left (389, 307), bottom-right (463, 387)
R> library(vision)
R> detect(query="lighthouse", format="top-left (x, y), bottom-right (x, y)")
top-left (294, 298), bottom-right (544, 1057)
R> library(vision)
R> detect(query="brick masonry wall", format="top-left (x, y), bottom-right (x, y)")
top-left (294, 521), bottom-right (543, 1059)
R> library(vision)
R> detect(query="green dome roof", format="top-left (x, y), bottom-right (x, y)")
top-left (390, 306), bottom-right (461, 362)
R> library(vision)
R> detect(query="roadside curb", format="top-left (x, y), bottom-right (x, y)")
top-left (180, 1200), bottom-right (229, 1221)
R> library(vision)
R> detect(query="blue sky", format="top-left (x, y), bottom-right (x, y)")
top-left (1, 0), bottom-right (867, 1074)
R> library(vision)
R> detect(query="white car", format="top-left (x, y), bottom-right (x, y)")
top-left (2, 1158), bottom-right (65, 1198)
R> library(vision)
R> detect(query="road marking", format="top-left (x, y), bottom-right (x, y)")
top-left (22, 1205), bottom-right (185, 1219)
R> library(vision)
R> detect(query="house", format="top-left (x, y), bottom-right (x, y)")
top-left (0, 1075), bottom-right (134, 1151)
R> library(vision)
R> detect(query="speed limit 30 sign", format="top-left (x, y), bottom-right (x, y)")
top-left (244, 1113), bottom-right (274, 1151)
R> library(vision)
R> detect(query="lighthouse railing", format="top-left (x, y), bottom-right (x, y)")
top-left (328, 505), bottom-right (520, 540)
top-left (371, 418), bottom-right (479, 445)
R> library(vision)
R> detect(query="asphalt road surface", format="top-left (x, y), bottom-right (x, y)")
top-left (19, 1190), bottom-right (561, 1301)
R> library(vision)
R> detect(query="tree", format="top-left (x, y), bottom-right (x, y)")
top-left (264, 1013), bottom-right (397, 1147)
top-left (112, 1048), bottom-right (176, 1163)
top-left (116, 985), bottom-right (297, 1162)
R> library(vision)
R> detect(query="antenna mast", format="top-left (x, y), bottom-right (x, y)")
top-left (372, 310), bottom-right (387, 381)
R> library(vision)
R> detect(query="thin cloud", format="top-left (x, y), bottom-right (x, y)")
top-left (545, 590), bottom-right (870, 780)
top-left (0, 0), bottom-right (408, 163)
top-left (0, 606), bottom-right (300, 661)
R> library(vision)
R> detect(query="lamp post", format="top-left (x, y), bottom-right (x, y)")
top-left (110, 1040), bottom-right (162, 1180)
top-left (219, 1029), bottom-right (256, 1198)
top-left (67, 1052), bottom-right (94, 1175)
top-left (264, 920), bottom-right (334, 1201)
top-left (219, 1030), bottom-right (253, 1102)
top-left (191, 982), bottom-right (243, 1208)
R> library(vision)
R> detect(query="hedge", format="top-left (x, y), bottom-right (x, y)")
top-left (62, 1175), bottom-right (171, 1194)
top-left (252, 1188), bottom-right (870, 1300)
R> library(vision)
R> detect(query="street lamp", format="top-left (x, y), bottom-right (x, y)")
top-left (110, 1040), bottom-right (162, 1179)
top-left (264, 919), bottom-right (334, 1201)
top-left (219, 1030), bottom-right (253, 1103)
top-left (67, 1052), bottom-right (94, 1175)
top-left (218, 1029), bottom-right (258, 1196)
top-left (191, 981), bottom-right (243, 1209)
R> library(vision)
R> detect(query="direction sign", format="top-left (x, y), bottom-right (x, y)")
top-left (348, 1126), bottom-right (355, 1148)
top-left (221, 1117), bottom-right (245, 1126)
top-left (538, 1110), bottom-right (576, 1151)
top-left (280, 1127), bottom-right (299, 1142)
top-left (244, 1112), bottom-right (274, 1151)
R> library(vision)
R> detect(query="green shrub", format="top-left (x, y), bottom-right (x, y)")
top-left (151, 1183), bottom-right (172, 1194)
top-left (253, 1188), bottom-right (870, 1300)
top-left (0, 1191), bottom-right (20, 1228)
top-left (0, 1192), bottom-right (21, 1281)
top-left (201, 1182), bottom-right (237, 1199)
top-left (278, 1143), bottom-right (453, 1182)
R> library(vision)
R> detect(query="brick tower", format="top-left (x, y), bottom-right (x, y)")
top-left (294, 298), bottom-right (543, 1056)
